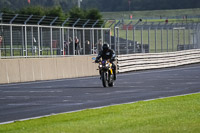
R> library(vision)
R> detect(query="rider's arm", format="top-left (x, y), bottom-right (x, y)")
top-left (96, 51), bottom-right (102, 60)
top-left (111, 50), bottom-right (116, 62)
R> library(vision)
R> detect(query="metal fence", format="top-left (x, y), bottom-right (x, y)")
top-left (112, 21), bottom-right (200, 55)
top-left (0, 23), bottom-right (111, 58)
top-left (1, 16), bottom-right (200, 58)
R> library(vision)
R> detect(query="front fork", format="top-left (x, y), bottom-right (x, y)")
top-left (99, 68), bottom-right (113, 81)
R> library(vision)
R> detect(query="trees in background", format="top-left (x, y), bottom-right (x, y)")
top-left (0, 0), bottom-right (199, 13)
top-left (0, 5), bottom-right (103, 27)
top-left (17, 6), bottom-right (102, 20)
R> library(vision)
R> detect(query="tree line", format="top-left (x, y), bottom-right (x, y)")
top-left (0, 4), bottom-right (103, 27)
top-left (0, 0), bottom-right (199, 12)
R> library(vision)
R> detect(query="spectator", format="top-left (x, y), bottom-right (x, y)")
top-left (64, 37), bottom-right (72, 55)
top-left (97, 39), bottom-right (102, 52)
top-left (85, 40), bottom-right (91, 55)
top-left (68, 37), bottom-right (73, 55)
top-left (75, 36), bottom-right (80, 55)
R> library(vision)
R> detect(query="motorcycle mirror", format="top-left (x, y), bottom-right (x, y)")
top-left (92, 57), bottom-right (96, 60)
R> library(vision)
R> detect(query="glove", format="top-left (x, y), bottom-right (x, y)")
top-left (110, 58), bottom-right (115, 63)
top-left (95, 59), bottom-right (99, 63)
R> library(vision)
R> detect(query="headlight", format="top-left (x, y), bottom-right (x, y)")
top-left (99, 65), bottom-right (102, 67)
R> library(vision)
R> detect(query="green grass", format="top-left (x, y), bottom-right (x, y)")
top-left (0, 93), bottom-right (200, 133)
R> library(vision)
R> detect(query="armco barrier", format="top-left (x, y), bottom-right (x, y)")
top-left (0, 56), bottom-right (98, 84)
top-left (117, 49), bottom-right (200, 73)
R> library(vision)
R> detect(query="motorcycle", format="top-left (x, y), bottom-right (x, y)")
top-left (93, 57), bottom-right (114, 87)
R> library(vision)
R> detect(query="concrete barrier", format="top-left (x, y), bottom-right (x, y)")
top-left (0, 55), bottom-right (99, 84)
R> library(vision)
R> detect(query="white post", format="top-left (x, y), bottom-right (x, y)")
top-left (78, 0), bottom-right (82, 8)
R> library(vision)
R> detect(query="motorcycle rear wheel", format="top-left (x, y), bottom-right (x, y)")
top-left (108, 75), bottom-right (114, 87)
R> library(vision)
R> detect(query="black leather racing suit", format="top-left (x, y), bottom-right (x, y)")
top-left (95, 48), bottom-right (116, 80)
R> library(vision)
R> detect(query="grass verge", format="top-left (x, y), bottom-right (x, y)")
top-left (0, 93), bottom-right (200, 133)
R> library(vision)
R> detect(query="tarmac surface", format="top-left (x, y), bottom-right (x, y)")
top-left (0, 64), bottom-right (200, 124)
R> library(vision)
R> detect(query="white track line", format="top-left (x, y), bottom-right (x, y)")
top-left (0, 92), bottom-right (199, 125)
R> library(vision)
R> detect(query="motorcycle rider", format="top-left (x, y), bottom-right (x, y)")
top-left (95, 43), bottom-right (116, 80)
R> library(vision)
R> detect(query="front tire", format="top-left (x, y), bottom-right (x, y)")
top-left (101, 72), bottom-right (108, 87)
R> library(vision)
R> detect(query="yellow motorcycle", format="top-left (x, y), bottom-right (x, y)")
top-left (93, 58), bottom-right (114, 87)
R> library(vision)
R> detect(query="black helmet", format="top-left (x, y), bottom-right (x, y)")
top-left (102, 43), bottom-right (109, 51)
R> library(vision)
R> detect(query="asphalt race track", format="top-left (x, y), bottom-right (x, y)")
top-left (0, 64), bottom-right (200, 124)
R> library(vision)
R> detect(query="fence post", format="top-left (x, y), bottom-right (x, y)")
top-left (172, 26), bottom-right (174, 51)
top-left (141, 24), bottom-right (143, 53)
top-left (109, 29), bottom-right (111, 49)
top-left (50, 27), bottom-right (53, 55)
top-left (133, 26), bottom-right (135, 53)
top-left (73, 28), bottom-right (75, 55)
top-left (60, 28), bottom-right (63, 56)
top-left (61, 28), bottom-right (64, 55)
top-left (37, 26), bottom-right (40, 56)
top-left (161, 26), bottom-right (163, 52)
top-left (193, 23), bottom-right (195, 48)
top-left (148, 25), bottom-right (150, 53)
top-left (155, 26), bottom-right (157, 53)
top-left (126, 21), bottom-right (132, 54)
top-left (126, 26), bottom-right (128, 54)
top-left (37, 16), bottom-right (46, 56)
top-left (188, 24), bottom-right (191, 49)
top-left (117, 27), bottom-right (120, 55)
top-left (197, 23), bottom-right (200, 48)
top-left (114, 27), bottom-right (116, 52)
top-left (24, 26), bottom-right (27, 57)
top-left (83, 19), bottom-right (90, 55)
top-left (101, 28), bottom-right (103, 47)
top-left (10, 25), bottom-right (13, 56)
top-left (178, 29), bottom-right (180, 50)
top-left (31, 26), bottom-right (34, 55)
top-left (114, 21), bottom-right (120, 54)
top-left (183, 26), bottom-right (186, 50)
top-left (167, 25), bottom-right (169, 52)
top-left (83, 29), bottom-right (85, 55)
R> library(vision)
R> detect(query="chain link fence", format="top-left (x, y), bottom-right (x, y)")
top-left (0, 23), bottom-right (110, 58)
top-left (1, 17), bottom-right (200, 58)
top-left (111, 21), bottom-right (200, 55)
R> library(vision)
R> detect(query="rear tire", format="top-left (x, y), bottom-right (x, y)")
top-left (108, 74), bottom-right (114, 87)
top-left (108, 82), bottom-right (114, 87)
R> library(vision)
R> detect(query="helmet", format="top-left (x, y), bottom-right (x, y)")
top-left (102, 43), bottom-right (109, 51)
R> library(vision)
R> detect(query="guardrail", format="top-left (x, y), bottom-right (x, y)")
top-left (117, 49), bottom-right (200, 73)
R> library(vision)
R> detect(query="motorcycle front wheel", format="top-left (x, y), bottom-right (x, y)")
top-left (101, 72), bottom-right (108, 87)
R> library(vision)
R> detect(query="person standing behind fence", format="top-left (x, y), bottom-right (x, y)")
top-left (97, 39), bottom-right (102, 53)
top-left (64, 37), bottom-right (72, 55)
top-left (75, 36), bottom-right (80, 55)
top-left (85, 40), bottom-right (91, 55)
